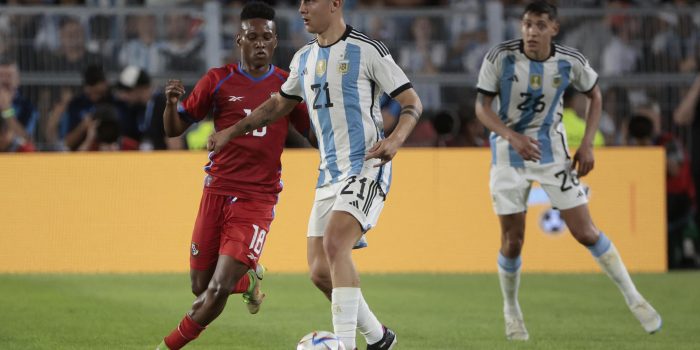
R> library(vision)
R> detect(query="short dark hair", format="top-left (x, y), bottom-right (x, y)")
top-left (59, 16), bottom-right (82, 30)
top-left (523, 1), bottom-right (558, 21)
top-left (627, 115), bottom-right (654, 140)
top-left (83, 65), bottom-right (106, 86)
top-left (241, 1), bottom-right (275, 21)
top-left (93, 104), bottom-right (120, 144)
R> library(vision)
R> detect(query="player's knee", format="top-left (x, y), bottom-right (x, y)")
top-left (309, 270), bottom-right (331, 291)
top-left (206, 281), bottom-right (230, 302)
top-left (191, 281), bottom-right (207, 296)
top-left (571, 226), bottom-right (598, 246)
top-left (322, 236), bottom-right (344, 262)
top-left (501, 233), bottom-right (524, 255)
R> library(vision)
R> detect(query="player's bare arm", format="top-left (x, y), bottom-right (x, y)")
top-left (163, 79), bottom-right (191, 137)
top-left (673, 74), bottom-right (700, 126)
top-left (573, 84), bottom-right (602, 177)
top-left (63, 114), bottom-right (94, 151)
top-left (475, 92), bottom-right (542, 161)
top-left (207, 93), bottom-right (297, 153)
top-left (365, 88), bottom-right (422, 166)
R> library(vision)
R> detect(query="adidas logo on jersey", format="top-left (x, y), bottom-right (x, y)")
top-left (228, 96), bottom-right (244, 102)
top-left (508, 75), bottom-right (519, 82)
top-left (350, 200), bottom-right (359, 209)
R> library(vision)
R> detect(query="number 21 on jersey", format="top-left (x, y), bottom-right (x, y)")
top-left (243, 109), bottom-right (266, 137)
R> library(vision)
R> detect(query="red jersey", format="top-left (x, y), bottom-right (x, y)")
top-left (179, 64), bottom-right (309, 203)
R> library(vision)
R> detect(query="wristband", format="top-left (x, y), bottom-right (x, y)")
top-left (1, 108), bottom-right (16, 119)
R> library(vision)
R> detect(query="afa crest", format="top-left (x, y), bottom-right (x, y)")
top-left (529, 74), bottom-right (542, 89)
top-left (316, 59), bottom-right (327, 76)
top-left (552, 74), bottom-right (562, 88)
top-left (338, 60), bottom-right (349, 74)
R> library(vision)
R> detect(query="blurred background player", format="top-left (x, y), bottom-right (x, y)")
top-left (156, 3), bottom-right (309, 349)
top-left (0, 110), bottom-right (35, 152)
top-left (115, 65), bottom-right (184, 150)
top-left (53, 65), bottom-right (127, 151)
top-left (0, 57), bottom-right (37, 143)
top-left (474, 0), bottom-right (661, 341)
top-left (207, 0), bottom-right (423, 348)
top-left (76, 103), bottom-right (138, 151)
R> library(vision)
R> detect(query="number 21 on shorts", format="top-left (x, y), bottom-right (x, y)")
top-left (248, 224), bottom-right (267, 255)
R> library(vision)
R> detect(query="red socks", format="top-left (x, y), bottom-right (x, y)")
top-left (231, 272), bottom-right (251, 294)
top-left (162, 274), bottom-right (251, 349)
top-left (163, 314), bottom-right (205, 350)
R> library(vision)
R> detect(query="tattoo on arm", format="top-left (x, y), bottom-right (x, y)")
top-left (242, 98), bottom-right (276, 133)
top-left (400, 105), bottom-right (421, 120)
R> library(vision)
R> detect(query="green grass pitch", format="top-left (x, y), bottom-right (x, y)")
top-left (1, 272), bottom-right (698, 349)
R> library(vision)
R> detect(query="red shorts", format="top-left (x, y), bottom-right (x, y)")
top-left (190, 192), bottom-right (275, 271)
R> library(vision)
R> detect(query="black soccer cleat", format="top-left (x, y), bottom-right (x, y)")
top-left (367, 326), bottom-right (397, 350)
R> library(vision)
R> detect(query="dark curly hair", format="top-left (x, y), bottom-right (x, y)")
top-left (241, 1), bottom-right (275, 22)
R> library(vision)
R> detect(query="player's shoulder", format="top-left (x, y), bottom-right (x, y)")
top-left (484, 39), bottom-right (521, 64)
top-left (346, 27), bottom-right (391, 58)
top-left (202, 64), bottom-right (236, 82)
top-left (270, 65), bottom-right (290, 83)
top-left (553, 43), bottom-right (589, 66)
top-left (272, 65), bottom-right (290, 78)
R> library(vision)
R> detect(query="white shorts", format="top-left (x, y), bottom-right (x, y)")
top-left (307, 174), bottom-right (386, 237)
top-left (490, 162), bottom-right (588, 215)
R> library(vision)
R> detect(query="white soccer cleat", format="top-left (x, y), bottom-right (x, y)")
top-left (629, 298), bottom-right (662, 334)
top-left (504, 311), bottom-right (529, 341)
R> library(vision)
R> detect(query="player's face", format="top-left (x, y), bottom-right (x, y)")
top-left (299, 0), bottom-right (335, 34)
top-left (0, 64), bottom-right (19, 92)
top-left (84, 81), bottom-right (108, 103)
top-left (521, 12), bottom-right (559, 59)
top-left (60, 21), bottom-right (85, 51)
top-left (237, 18), bottom-right (277, 68)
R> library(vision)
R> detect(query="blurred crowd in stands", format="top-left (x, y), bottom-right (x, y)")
top-left (1, 0), bottom-right (700, 268)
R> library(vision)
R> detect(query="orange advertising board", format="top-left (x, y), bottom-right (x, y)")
top-left (0, 148), bottom-right (665, 273)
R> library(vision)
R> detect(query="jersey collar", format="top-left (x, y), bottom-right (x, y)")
top-left (518, 39), bottom-right (556, 62)
top-left (235, 63), bottom-right (276, 82)
top-left (317, 25), bottom-right (352, 48)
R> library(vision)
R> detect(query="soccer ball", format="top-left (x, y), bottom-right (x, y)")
top-left (296, 331), bottom-right (346, 350)
top-left (539, 208), bottom-right (566, 234)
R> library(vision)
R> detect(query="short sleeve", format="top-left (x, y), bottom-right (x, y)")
top-left (572, 55), bottom-right (598, 93)
top-left (367, 47), bottom-right (412, 98)
top-left (280, 52), bottom-right (304, 102)
top-left (476, 49), bottom-right (501, 96)
top-left (179, 70), bottom-right (216, 123)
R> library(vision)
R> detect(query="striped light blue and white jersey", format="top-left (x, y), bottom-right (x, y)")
top-left (281, 25), bottom-right (412, 192)
top-left (476, 39), bottom-right (598, 168)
